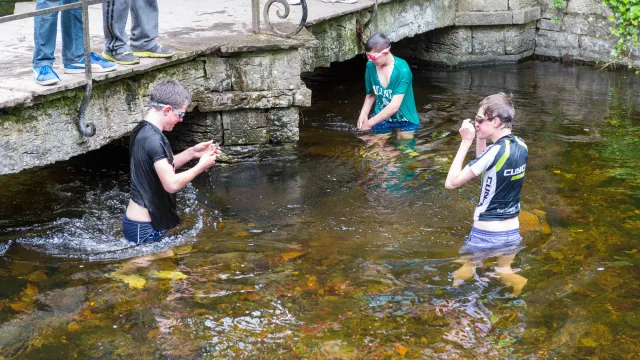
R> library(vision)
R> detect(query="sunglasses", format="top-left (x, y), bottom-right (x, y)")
top-left (472, 114), bottom-right (510, 125)
top-left (365, 47), bottom-right (391, 61)
top-left (150, 101), bottom-right (185, 118)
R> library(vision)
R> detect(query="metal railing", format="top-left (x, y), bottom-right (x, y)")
top-left (253, 0), bottom-right (308, 38)
top-left (0, 0), bottom-right (106, 137)
top-left (0, 0), bottom-right (309, 138)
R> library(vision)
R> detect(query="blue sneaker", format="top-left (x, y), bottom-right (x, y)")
top-left (64, 52), bottom-right (118, 74)
top-left (33, 65), bottom-right (60, 86)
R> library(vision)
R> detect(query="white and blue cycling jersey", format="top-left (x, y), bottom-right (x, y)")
top-left (467, 134), bottom-right (528, 221)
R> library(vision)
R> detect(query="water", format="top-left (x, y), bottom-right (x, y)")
top-left (0, 60), bottom-right (638, 358)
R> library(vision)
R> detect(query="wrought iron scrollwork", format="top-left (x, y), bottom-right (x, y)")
top-left (357, 0), bottom-right (378, 45)
top-left (77, 83), bottom-right (96, 137)
top-left (262, 0), bottom-right (308, 38)
top-left (77, 0), bottom-right (96, 137)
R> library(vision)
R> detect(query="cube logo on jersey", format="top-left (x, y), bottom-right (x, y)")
top-left (478, 176), bottom-right (493, 207)
top-left (504, 164), bottom-right (526, 177)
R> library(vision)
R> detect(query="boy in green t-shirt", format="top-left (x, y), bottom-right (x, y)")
top-left (357, 33), bottom-right (420, 135)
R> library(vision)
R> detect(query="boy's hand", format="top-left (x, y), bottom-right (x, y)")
top-left (198, 149), bottom-right (218, 169)
top-left (359, 118), bottom-right (373, 131)
top-left (357, 114), bottom-right (367, 130)
top-left (192, 140), bottom-right (214, 158)
top-left (459, 119), bottom-right (475, 141)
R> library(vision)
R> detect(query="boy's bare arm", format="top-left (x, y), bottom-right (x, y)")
top-left (445, 120), bottom-right (477, 189)
top-left (358, 94), bottom-right (376, 129)
top-left (360, 94), bottom-right (404, 130)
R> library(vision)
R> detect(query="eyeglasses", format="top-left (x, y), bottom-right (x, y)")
top-left (472, 114), bottom-right (510, 125)
top-left (365, 47), bottom-right (391, 61)
top-left (150, 101), bottom-right (185, 118)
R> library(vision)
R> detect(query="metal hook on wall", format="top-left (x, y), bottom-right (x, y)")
top-left (357, 0), bottom-right (378, 45)
top-left (77, 0), bottom-right (96, 137)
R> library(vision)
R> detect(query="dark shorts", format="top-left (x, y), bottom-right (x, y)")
top-left (459, 227), bottom-right (523, 259)
top-left (122, 214), bottom-right (165, 245)
top-left (372, 120), bottom-right (421, 134)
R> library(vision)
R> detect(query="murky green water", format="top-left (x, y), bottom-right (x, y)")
top-left (0, 60), bottom-right (639, 359)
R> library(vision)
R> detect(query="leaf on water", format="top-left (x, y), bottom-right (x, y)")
top-left (9, 301), bottom-right (29, 312)
top-left (610, 260), bottom-right (633, 266)
top-left (549, 251), bottom-right (565, 260)
top-left (234, 231), bottom-right (250, 237)
top-left (580, 337), bottom-right (598, 347)
top-left (108, 273), bottom-right (147, 289)
top-left (277, 251), bottom-right (307, 263)
top-left (394, 343), bottom-right (408, 356)
top-left (152, 271), bottom-right (188, 280)
top-left (26, 270), bottom-right (48, 282)
top-left (24, 283), bottom-right (39, 297)
top-left (490, 315), bottom-right (499, 324)
top-left (519, 210), bottom-right (552, 234)
top-left (67, 322), bottom-right (81, 332)
top-left (623, 249), bottom-right (638, 254)
top-left (306, 275), bottom-right (317, 288)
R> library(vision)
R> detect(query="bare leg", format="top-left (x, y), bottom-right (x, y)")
top-left (495, 254), bottom-right (528, 297)
top-left (452, 257), bottom-right (477, 287)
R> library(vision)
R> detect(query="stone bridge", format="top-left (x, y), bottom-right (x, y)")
top-left (0, 0), bottom-right (635, 175)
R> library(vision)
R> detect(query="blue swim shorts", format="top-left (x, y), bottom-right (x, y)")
top-left (459, 227), bottom-right (523, 258)
top-left (372, 120), bottom-right (421, 134)
top-left (122, 214), bottom-right (165, 245)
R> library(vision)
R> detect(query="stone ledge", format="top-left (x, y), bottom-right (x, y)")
top-left (455, 7), bottom-right (540, 26)
top-left (456, 11), bottom-right (513, 26)
top-left (0, 35), bottom-right (314, 111)
top-left (416, 49), bottom-right (534, 66)
top-left (195, 89), bottom-right (310, 112)
top-left (513, 7), bottom-right (541, 24)
top-left (0, 88), bottom-right (33, 109)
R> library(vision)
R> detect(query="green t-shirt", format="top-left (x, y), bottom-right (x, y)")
top-left (365, 56), bottom-right (420, 124)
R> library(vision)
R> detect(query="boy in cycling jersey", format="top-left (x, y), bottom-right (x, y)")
top-left (445, 93), bottom-right (529, 296)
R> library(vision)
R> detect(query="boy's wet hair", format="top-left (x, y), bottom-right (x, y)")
top-left (150, 79), bottom-right (192, 110)
top-left (479, 92), bottom-right (515, 129)
top-left (365, 32), bottom-right (391, 52)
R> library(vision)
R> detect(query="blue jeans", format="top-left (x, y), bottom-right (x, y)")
top-left (372, 120), bottom-right (421, 134)
top-left (102, 0), bottom-right (159, 54)
top-left (33, 0), bottom-right (84, 68)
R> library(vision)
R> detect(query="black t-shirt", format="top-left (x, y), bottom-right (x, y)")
top-left (129, 121), bottom-right (180, 231)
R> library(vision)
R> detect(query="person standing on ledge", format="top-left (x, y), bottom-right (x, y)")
top-left (32, 0), bottom-right (117, 86)
top-left (445, 93), bottom-right (529, 296)
top-left (123, 80), bottom-right (221, 245)
top-left (357, 32), bottom-right (420, 136)
top-left (102, 0), bottom-right (175, 65)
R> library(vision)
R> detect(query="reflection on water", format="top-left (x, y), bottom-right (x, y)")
top-left (0, 60), bottom-right (638, 358)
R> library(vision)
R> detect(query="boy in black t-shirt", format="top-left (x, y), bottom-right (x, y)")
top-left (123, 80), bottom-right (221, 245)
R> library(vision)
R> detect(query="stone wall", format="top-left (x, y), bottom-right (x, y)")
top-left (536, 0), bottom-right (640, 67)
top-left (0, 47), bottom-right (311, 175)
top-left (394, 0), bottom-right (540, 66)
top-left (304, 0), bottom-right (459, 70)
